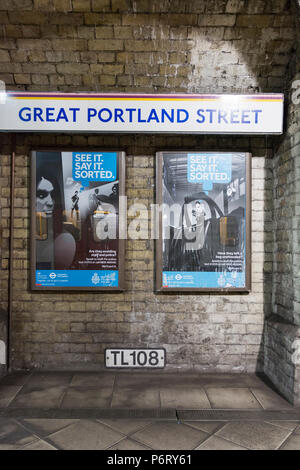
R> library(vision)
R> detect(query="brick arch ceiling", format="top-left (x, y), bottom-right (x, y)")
top-left (0, 0), bottom-right (298, 95)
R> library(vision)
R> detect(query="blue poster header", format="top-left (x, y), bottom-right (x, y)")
top-left (187, 153), bottom-right (232, 191)
top-left (72, 151), bottom-right (117, 187)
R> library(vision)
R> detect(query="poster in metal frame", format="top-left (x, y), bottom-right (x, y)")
top-left (31, 149), bottom-right (125, 291)
top-left (156, 151), bottom-right (251, 292)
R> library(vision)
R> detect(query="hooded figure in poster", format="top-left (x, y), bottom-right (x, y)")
top-left (161, 152), bottom-right (247, 288)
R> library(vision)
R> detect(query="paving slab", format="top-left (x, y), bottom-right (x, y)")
top-left (20, 439), bottom-right (57, 450)
top-left (158, 374), bottom-right (215, 388)
top-left (160, 387), bottom-right (211, 409)
top-left (294, 424), bottom-right (300, 434)
top-left (21, 418), bottom-right (79, 437)
top-left (0, 418), bottom-right (37, 449)
top-left (9, 385), bottom-right (67, 409)
top-left (26, 372), bottom-right (72, 387)
top-left (0, 372), bottom-right (32, 387)
top-left (70, 373), bottom-right (115, 388)
top-left (115, 373), bottom-right (163, 389)
top-left (267, 421), bottom-right (299, 432)
top-left (108, 437), bottom-right (151, 450)
top-left (183, 421), bottom-right (225, 434)
top-left (182, 373), bottom-right (252, 388)
top-left (97, 419), bottom-right (151, 435)
top-left (46, 419), bottom-right (124, 450)
top-left (195, 435), bottom-right (248, 450)
top-left (251, 387), bottom-right (293, 410)
top-left (216, 421), bottom-right (291, 450)
top-left (60, 386), bottom-right (113, 409)
top-left (111, 387), bottom-right (160, 409)
top-left (205, 387), bottom-right (262, 409)
top-left (131, 422), bottom-right (209, 450)
top-left (280, 433), bottom-right (300, 450)
top-left (0, 386), bottom-right (22, 408)
top-left (0, 418), bottom-right (26, 440)
top-left (242, 374), bottom-right (274, 388)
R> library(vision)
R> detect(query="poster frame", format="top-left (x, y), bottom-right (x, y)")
top-left (155, 150), bottom-right (252, 293)
top-left (30, 148), bottom-right (125, 291)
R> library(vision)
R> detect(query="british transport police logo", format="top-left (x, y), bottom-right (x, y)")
top-left (91, 273), bottom-right (100, 285)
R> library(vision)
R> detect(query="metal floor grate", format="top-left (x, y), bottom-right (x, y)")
top-left (0, 408), bottom-right (177, 420)
top-left (1, 407), bottom-right (300, 420)
top-left (177, 409), bottom-right (300, 421)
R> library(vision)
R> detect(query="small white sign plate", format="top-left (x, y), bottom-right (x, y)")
top-left (105, 348), bottom-right (166, 368)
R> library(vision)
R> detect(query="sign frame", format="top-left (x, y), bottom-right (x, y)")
top-left (155, 150), bottom-right (252, 293)
top-left (105, 348), bottom-right (167, 369)
top-left (0, 92), bottom-right (284, 135)
top-left (30, 148), bottom-right (125, 291)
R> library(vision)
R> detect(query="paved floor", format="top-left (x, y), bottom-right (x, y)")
top-left (0, 371), bottom-right (299, 450)
top-left (0, 417), bottom-right (299, 450)
top-left (0, 371), bottom-right (294, 410)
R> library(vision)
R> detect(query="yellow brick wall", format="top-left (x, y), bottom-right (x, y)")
top-left (0, 132), bottom-right (273, 371)
top-left (0, 0), bottom-right (298, 371)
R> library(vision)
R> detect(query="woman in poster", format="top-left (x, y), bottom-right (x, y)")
top-left (35, 156), bottom-right (76, 270)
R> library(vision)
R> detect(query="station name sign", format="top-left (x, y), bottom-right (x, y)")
top-left (0, 92), bottom-right (284, 134)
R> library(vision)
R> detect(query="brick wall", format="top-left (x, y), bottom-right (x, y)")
top-left (263, 16), bottom-right (300, 405)
top-left (272, 37), bottom-right (300, 327)
top-left (0, 133), bottom-right (273, 372)
top-left (0, 142), bottom-right (10, 317)
top-left (0, 0), bottom-right (298, 375)
top-left (0, 308), bottom-right (7, 377)
top-left (0, 0), bottom-right (296, 94)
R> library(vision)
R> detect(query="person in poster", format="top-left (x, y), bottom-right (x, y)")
top-left (35, 153), bottom-right (65, 253)
top-left (161, 152), bottom-right (248, 289)
top-left (191, 200), bottom-right (205, 248)
top-left (36, 177), bottom-right (55, 217)
top-left (71, 190), bottom-right (80, 221)
top-left (33, 150), bottom-right (120, 288)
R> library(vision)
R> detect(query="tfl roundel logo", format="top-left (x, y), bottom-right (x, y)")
top-left (175, 274), bottom-right (182, 281)
top-left (49, 272), bottom-right (56, 279)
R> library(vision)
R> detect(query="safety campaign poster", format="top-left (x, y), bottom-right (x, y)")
top-left (157, 151), bottom-right (251, 291)
top-left (31, 150), bottom-right (124, 290)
